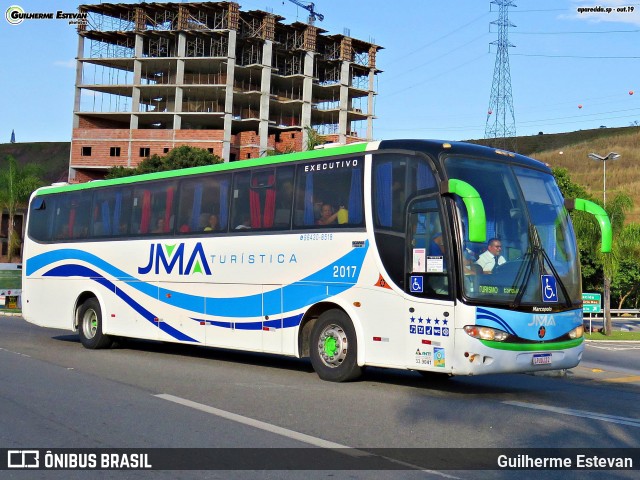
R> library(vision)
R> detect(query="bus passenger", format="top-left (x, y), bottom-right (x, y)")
top-left (204, 214), bottom-right (219, 232)
top-left (317, 203), bottom-right (338, 225)
top-left (235, 215), bottom-right (251, 230)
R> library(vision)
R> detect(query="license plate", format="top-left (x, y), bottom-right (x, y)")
top-left (532, 353), bottom-right (552, 365)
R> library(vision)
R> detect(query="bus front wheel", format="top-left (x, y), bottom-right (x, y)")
top-left (78, 298), bottom-right (113, 349)
top-left (310, 309), bottom-right (361, 382)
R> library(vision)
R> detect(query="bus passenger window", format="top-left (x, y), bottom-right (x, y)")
top-left (294, 157), bottom-right (363, 229)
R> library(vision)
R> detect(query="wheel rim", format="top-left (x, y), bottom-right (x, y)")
top-left (317, 323), bottom-right (348, 368)
top-left (82, 309), bottom-right (98, 339)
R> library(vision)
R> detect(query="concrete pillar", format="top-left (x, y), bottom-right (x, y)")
top-left (174, 33), bottom-right (186, 130)
top-left (223, 30), bottom-right (237, 162)
top-left (367, 68), bottom-right (375, 140)
top-left (69, 32), bottom-right (82, 183)
top-left (131, 34), bottom-right (144, 127)
top-left (301, 51), bottom-right (315, 149)
top-left (338, 60), bottom-right (350, 144)
top-left (259, 40), bottom-right (273, 156)
top-left (72, 34), bottom-right (84, 129)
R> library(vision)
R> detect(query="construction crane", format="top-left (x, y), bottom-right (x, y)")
top-left (286, 0), bottom-right (324, 25)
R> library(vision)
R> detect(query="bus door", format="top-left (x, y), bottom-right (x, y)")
top-left (405, 197), bottom-right (455, 373)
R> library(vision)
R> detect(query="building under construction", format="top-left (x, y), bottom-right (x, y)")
top-left (70, 1), bottom-right (381, 182)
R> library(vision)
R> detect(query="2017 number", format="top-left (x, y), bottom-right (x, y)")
top-left (333, 265), bottom-right (357, 278)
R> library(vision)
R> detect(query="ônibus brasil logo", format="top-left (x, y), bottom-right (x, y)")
top-left (5, 5), bottom-right (24, 25)
top-left (138, 243), bottom-right (212, 276)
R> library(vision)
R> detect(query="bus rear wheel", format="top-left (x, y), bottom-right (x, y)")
top-left (78, 298), bottom-right (113, 349)
top-left (310, 309), bottom-right (361, 382)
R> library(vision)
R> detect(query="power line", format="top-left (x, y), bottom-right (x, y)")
top-left (384, 12), bottom-right (491, 67)
top-left (514, 29), bottom-right (639, 34)
top-left (485, 0), bottom-right (517, 150)
top-left (379, 108), bottom-right (640, 133)
top-left (510, 8), bottom-right (570, 12)
top-left (383, 53), bottom-right (487, 98)
top-left (516, 108), bottom-right (640, 126)
top-left (512, 53), bottom-right (640, 59)
top-left (384, 32), bottom-right (489, 81)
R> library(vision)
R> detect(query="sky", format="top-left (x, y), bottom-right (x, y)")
top-left (1, 0), bottom-right (639, 144)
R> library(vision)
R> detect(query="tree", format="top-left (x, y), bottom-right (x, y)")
top-left (611, 258), bottom-right (640, 309)
top-left (0, 155), bottom-right (44, 261)
top-left (611, 224), bottom-right (640, 309)
top-left (304, 126), bottom-right (323, 151)
top-left (552, 168), bottom-right (640, 334)
top-left (553, 166), bottom-right (600, 290)
top-left (106, 146), bottom-right (222, 179)
top-left (552, 167), bottom-right (590, 200)
top-left (573, 193), bottom-right (635, 335)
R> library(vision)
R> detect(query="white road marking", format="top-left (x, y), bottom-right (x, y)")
top-left (0, 347), bottom-right (31, 358)
top-left (503, 401), bottom-right (640, 428)
top-left (586, 342), bottom-right (640, 351)
top-left (155, 393), bottom-right (459, 478)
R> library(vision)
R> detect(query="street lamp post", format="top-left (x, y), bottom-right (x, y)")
top-left (588, 152), bottom-right (620, 336)
top-left (588, 152), bottom-right (620, 207)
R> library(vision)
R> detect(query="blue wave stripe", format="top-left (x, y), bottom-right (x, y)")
top-left (476, 307), bottom-right (517, 335)
top-left (284, 314), bottom-right (304, 328)
top-left (209, 320), bottom-right (233, 329)
top-left (28, 243), bottom-right (368, 318)
top-left (44, 264), bottom-right (198, 343)
top-left (194, 314), bottom-right (303, 331)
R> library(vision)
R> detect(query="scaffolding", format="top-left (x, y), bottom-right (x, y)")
top-left (85, 9), bottom-right (135, 32)
top-left (82, 63), bottom-right (133, 86)
top-left (238, 42), bottom-right (262, 66)
top-left (87, 36), bottom-right (135, 59)
top-left (143, 35), bottom-right (175, 57)
top-left (72, 1), bottom-right (381, 170)
top-left (146, 8), bottom-right (178, 31)
top-left (273, 52), bottom-right (304, 76)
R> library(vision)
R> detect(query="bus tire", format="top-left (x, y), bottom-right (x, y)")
top-left (78, 298), bottom-right (113, 349)
top-left (310, 309), bottom-right (361, 382)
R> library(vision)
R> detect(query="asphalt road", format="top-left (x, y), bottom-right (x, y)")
top-left (1, 315), bottom-right (639, 479)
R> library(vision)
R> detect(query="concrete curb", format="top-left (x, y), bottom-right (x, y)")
top-left (585, 339), bottom-right (640, 344)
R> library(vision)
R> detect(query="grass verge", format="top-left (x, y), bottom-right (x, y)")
top-left (585, 330), bottom-right (640, 341)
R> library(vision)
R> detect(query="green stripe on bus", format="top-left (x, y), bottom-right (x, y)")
top-left (39, 142), bottom-right (370, 196)
top-left (479, 337), bottom-right (584, 351)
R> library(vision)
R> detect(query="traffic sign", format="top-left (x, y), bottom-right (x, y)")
top-left (582, 292), bottom-right (601, 313)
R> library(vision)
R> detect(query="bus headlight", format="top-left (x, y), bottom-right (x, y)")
top-left (464, 325), bottom-right (509, 342)
top-left (568, 325), bottom-right (584, 339)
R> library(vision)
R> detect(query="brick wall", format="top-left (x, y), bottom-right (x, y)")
top-left (274, 131), bottom-right (303, 153)
top-left (71, 169), bottom-right (104, 183)
top-left (78, 116), bottom-right (129, 129)
top-left (70, 127), bottom-right (326, 179)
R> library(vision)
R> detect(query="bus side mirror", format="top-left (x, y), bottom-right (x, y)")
top-left (565, 198), bottom-right (612, 253)
top-left (441, 179), bottom-right (486, 243)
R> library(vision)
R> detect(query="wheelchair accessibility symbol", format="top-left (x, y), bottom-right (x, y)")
top-left (410, 276), bottom-right (423, 293)
top-left (541, 275), bottom-right (558, 303)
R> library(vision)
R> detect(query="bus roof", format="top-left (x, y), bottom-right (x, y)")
top-left (36, 139), bottom-right (550, 197)
top-left (378, 139), bottom-right (551, 172)
top-left (36, 142), bottom-right (370, 196)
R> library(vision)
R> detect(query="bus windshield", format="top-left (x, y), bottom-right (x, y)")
top-left (445, 157), bottom-right (581, 307)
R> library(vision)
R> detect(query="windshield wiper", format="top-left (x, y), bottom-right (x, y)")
top-left (512, 225), bottom-right (573, 308)
top-left (540, 246), bottom-right (573, 308)
top-left (511, 225), bottom-right (541, 309)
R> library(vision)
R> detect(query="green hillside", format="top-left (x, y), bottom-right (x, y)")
top-left (517, 127), bottom-right (640, 224)
top-left (470, 125), bottom-right (639, 157)
top-left (0, 142), bottom-right (70, 184)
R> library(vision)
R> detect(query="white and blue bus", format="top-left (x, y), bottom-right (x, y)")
top-left (23, 140), bottom-right (611, 381)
